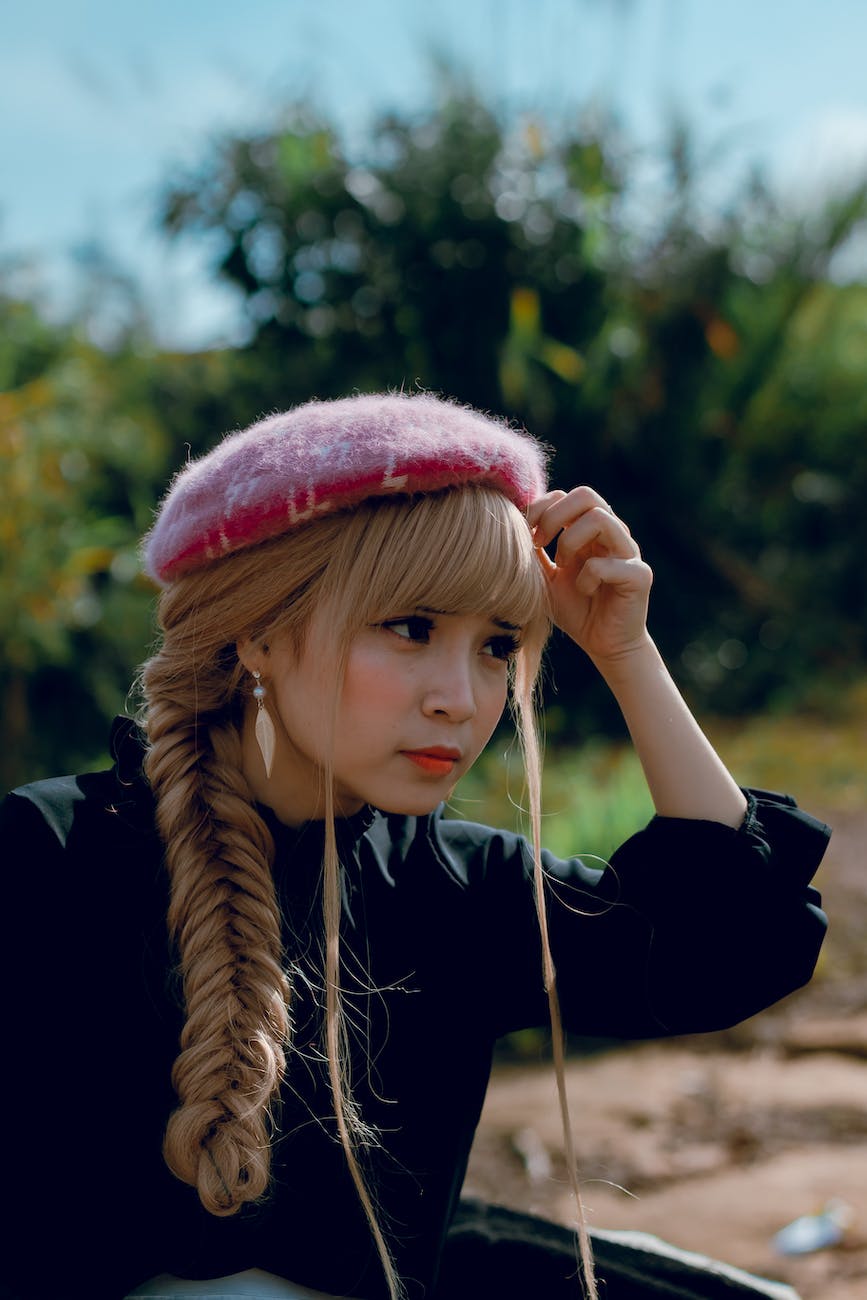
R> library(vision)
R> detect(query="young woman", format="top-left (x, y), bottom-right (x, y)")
top-left (1, 393), bottom-right (827, 1300)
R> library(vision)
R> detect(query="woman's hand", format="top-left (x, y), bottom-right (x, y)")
top-left (529, 486), bottom-right (747, 827)
top-left (528, 486), bottom-right (653, 668)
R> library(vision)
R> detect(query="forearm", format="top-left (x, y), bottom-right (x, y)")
top-left (593, 635), bottom-right (748, 827)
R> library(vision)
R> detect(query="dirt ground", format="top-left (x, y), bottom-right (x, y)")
top-left (465, 806), bottom-right (867, 1300)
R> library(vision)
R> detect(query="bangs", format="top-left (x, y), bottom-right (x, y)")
top-left (347, 488), bottom-right (550, 631)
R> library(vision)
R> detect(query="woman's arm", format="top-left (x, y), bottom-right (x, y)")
top-left (528, 486), bottom-right (747, 828)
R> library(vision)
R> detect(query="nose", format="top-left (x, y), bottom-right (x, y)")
top-left (421, 653), bottom-right (478, 722)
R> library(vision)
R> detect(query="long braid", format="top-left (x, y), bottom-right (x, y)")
top-left (143, 671), bottom-right (291, 1214)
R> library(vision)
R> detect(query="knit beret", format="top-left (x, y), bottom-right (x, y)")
top-left (142, 392), bottom-right (548, 585)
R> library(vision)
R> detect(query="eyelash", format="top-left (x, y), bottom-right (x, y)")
top-left (486, 635), bottom-right (521, 662)
top-left (383, 615), bottom-right (434, 642)
top-left (380, 617), bottom-right (520, 662)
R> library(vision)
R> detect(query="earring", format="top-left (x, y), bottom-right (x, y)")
top-left (252, 671), bottom-right (276, 779)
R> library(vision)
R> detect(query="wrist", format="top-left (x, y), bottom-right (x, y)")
top-left (590, 632), bottom-right (662, 689)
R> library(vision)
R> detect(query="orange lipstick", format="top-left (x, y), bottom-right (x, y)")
top-left (401, 748), bottom-right (460, 776)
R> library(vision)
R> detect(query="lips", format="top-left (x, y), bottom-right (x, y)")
top-left (401, 747), bottom-right (461, 776)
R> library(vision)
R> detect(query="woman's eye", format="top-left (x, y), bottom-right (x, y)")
top-left (483, 635), bottom-right (520, 662)
top-left (382, 616), bottom-right (433, 643)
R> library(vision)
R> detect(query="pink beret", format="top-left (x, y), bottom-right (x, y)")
top-left (142, 392), bottom-right (548, 585)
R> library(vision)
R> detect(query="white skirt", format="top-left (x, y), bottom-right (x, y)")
top-left (125, 1268), bottom-right (348, 1299)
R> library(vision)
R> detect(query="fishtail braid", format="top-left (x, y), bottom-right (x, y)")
top-left (143, 678), bottom-right (291, 1215)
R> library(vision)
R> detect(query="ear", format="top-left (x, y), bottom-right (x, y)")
top-left (236, 636), bottom-right (269, 677)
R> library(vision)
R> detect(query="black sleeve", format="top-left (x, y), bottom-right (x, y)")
top-left (0, 784), bottom-right (174, 1300)
top-left (1, 786), bottom-right (75, 984)
top-left (0, 790), bottom-right (85, 1300)
top-left (433, 789), bottom-right (829, 1041)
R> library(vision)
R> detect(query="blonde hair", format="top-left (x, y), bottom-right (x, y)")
top-left (140, 485), bottom-right (596, 1300)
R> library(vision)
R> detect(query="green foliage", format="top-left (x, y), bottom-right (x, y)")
top-left (0, 314), bottom-right (161, 786)
top-left (157, 96), bottom-right (615, 417)
top-left (447, 736), bottom-right (653, 864)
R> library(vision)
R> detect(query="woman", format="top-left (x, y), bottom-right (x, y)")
top-left (1, 392), bottom-right (827, 1300)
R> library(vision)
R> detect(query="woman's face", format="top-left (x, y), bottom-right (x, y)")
top-left (242, 608), bottom-right (520, 825)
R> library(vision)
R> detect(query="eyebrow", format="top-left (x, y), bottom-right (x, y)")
top-left (416, 606), bottom-right (520, 632)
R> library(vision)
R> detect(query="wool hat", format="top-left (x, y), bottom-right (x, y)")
top-left (142, 392), bottom-right (548, 586)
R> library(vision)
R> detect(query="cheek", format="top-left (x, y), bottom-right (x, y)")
top-left (273, 679), bottom-right (324, 744)
top-left (269, 648), bottom-right (333, 742)
top-left (340, 647), bottom-right (412, 720)
top-left (480, 674), bottom-right (509, 728)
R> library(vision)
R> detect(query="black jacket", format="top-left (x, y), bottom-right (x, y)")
top-left (0, 718), bottom-right (828, 1299)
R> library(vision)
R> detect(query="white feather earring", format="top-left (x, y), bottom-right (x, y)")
top-left (252, 671), bottom-right (276, 779)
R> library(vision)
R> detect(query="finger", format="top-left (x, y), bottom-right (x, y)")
top-left (573, 555), bottom-right (653, 597)
top-left (526, 489), bottom-right (567, 531)
top-left (530, 486), bottom-right (614, 548)
top-left (534, 545), bottom-right (557, 579)
top-left (553, 507), bottom-right (640, 567)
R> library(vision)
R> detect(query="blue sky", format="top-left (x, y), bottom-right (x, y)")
top-left (4, 0), bottom-right (867, 348)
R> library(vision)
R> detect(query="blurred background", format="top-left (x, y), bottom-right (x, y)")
top-left (3, 0), bottom-right (866, 788)
top-left (3, 4), bottom-right (867, 1295)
